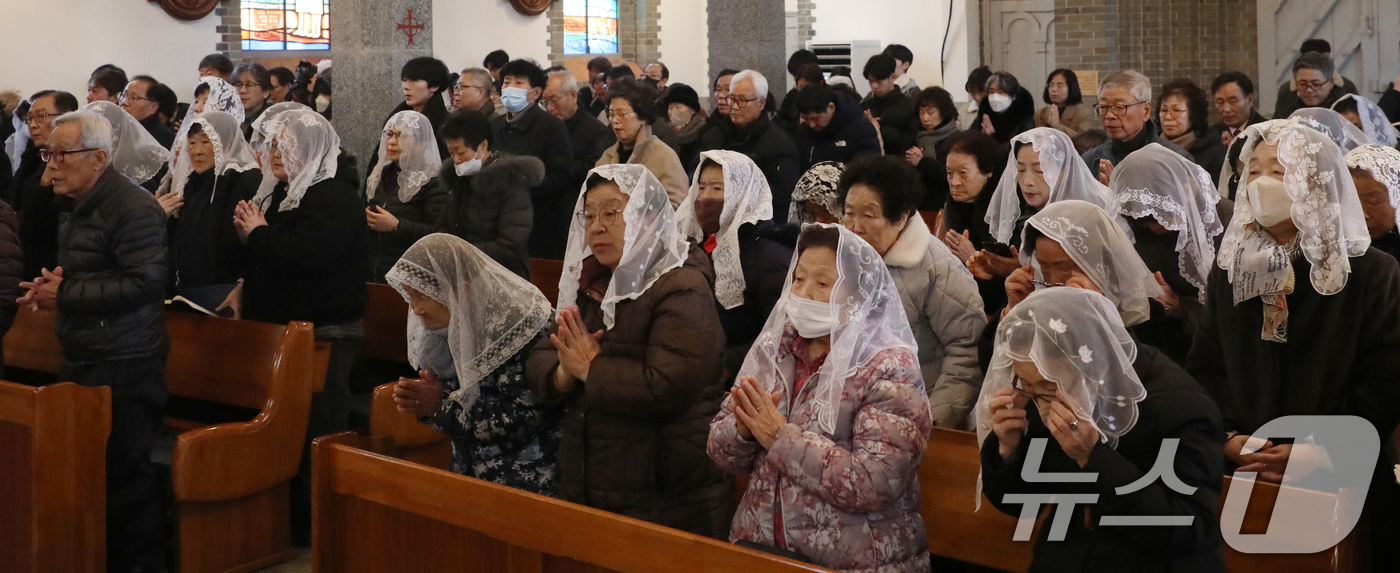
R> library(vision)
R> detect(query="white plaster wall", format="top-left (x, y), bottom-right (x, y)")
top-left (0, 0), bottom-right (220, 102)
top-left (810, 0), bottom-right (974, 100)
top-left (432, 0), bottom-right (551, 71)
top-left (658, 0), bottom-right (710, 97)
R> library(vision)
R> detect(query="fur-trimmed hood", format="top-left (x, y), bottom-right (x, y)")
top-left (436, 152), bottom-right (545, 195)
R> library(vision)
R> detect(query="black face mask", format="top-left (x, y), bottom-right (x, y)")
top-left (640, 77), bottom-right (660, 89)
top-left (696, 198), bottom-right (725, 236)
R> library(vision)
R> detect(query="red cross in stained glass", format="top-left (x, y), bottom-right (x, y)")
top-left (397, 9), bottom-right (425, 45)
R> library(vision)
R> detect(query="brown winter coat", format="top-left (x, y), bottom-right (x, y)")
top-left (596, 125), bottom-right (690, 207)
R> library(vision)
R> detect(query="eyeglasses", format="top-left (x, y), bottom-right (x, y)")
top-left (1031, 279), bottom-right (1067, 288)
top-left (576, 208), bottom-right (623, 229)
top-left (729, 95), bottom-right (761, 109)
top-left (119, 92), bottom-right (153, 104)
top-left (543, 93), bottom-right (573, 109)
top-left (1012, 375), bottom-right (1060, 404)
top-left (1159, 106), bottom-right (1190, 117)
top-left (232, 82), bottom-right (264, 90)
top-left (40, 148), bottom-right (99, 163)
top-left (605, 108), bottom-right (634, 121)
top-left (1297, 79), bottom-right (1333, 92)
top-left (1094, 100), bottom-right (1149, 116)
top-left (453, 83), bottom-right (484, 93)
top-left (25, 112), bottom-right (58, 126)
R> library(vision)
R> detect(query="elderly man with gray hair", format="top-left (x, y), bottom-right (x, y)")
top-left (1081, 69), bottom-right (1191, 184)
top-left (543, 66), bottom-right (615, 188)
top-left (700, 69), bottom-right (800, 223)
top-left (453, 67), bottom-right (500, 119)
top-left (19, 109), bottom-right (169, 573)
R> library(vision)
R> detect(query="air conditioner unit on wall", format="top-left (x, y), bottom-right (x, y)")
top-left (807, 39), bottom-right (882, 97)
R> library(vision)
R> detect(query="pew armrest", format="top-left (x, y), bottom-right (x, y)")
top-left (170, 403), bottom-right (303, 502)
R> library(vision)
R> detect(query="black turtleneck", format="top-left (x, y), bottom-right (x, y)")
top-left (1109, 121), bottom-right (1157, 163)
top-left (139, 114), bottom-right (175, 149)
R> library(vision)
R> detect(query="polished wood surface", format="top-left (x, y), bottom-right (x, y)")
top-left (0, 380), bottom-right (111, 573)
top-left (368, 382), bottom-right (451, 469)
top-left (531, 259), bottom-right (565, 306)
top-left (312, 431), bottom-right (833, 573)
top-left (361, 283), bottom-right (410, 363)
top-left (3, 305), bottom-right (61, 375)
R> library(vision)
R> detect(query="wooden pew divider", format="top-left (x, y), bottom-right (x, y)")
top-left (531, 259), bottom-right (565, 306)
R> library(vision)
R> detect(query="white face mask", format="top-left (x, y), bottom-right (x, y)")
top-left (454, 157), bottom-right (482, 177)
top-left (987, 93), bottom-right (1013, 113)
top-left (1246, 175), bottom-right (1294, 228)
top-left (786, 295), bottom-right (837, 338)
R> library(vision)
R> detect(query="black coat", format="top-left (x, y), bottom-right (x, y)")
top-left (1271, 79), bottom-right (1357, 119)
top-left (410, 154), bottom-right (540, 279)
top-left (169, 167), bottom-right (261, 289)
top-left (942, 183), bottom-right (1006, 314)
top-left (792, 92), bottom-right (881, 173)
top-left (12, 144), bottom-right (59, 280)
top-left (1128, 225), bottom-right (1204, 364)
top-left (1380, 86), bottom-right (1400, 125)
top-left (861, 88), bottom-right (920, 156)
top-left (0, 200), bottom-right (24, 344)
top-left (699, 115), bottom-right (800, 225)
top-left (55, 167), bottom-right (169, 365)
top-left (1179, 132), bottom-right (1227, 186)
top-left (562, 110), bottom-right (616, 190)
top-left (491, 105), bottom-right (575, 259)
top-left (715, 222), bottom-right (793, 377)
top-left (973, 87), bottom-right (1038, 145)
top-left (367, 164), bottom-right (447, 282)
top-left (242, 177), bottom-right (369, 327)
top-left (139, 114), bottom-right (175, 149)
top-left (982, 343), bottom-right (1225, 573)
top-left (1208, 109), bottom-right (1268, 145)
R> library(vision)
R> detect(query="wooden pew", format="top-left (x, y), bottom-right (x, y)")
top-left (531, 258), bottom-right (565, 306)
top-left (367, 382), bottom-right (451, 469)
top-left (312, 431), bottom-right (833, 573)
top-left (361, 282), bottom-right (409, 364)
top-left (0, 381), bottom-right (110, 573)
top-left (2, 303), bottom-right (62, 376)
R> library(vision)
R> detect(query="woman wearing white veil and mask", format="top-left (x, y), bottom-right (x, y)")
top-left (1288, 107), bottom-right (1371, 152)
top-left (708, 224), bottom-right (933, 573)
top-left (159, 110), bottom-right (261, 310)
top-left (526, 164), bottom-right (733, 538)
top-left (388, 234), bottom-right (562, 494)
top-left (363, 110), bottom-right (446, 281)
top-left (1346, 144), bottom-right (1400, 261)
top-left (978, 287), bottom-right (1225, 573)
top-left (1112, 143), bottom-right (1226, 361)
top-left (82, 100), bottom-right (170, 191)
top-left (675, 150), bottom-right (792, 380)
top-left (1333, 94), bottom-right (1400, 148)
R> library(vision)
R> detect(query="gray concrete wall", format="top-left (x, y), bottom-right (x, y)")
top-left (708, 0), bottom-right (788, 101)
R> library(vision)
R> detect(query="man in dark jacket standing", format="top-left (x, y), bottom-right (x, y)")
top-left (793, 85), bottom-right (881, 173)
top-left (21, 110), bottom-right (169, 573)
top-left (8, 90), bottom-right (79, 279)
top-left (700, 70), bottom-right (800, 224)
top-left (491, 59), bottom-right (575, 259)
top-left (121, 76), bottom-right (176, 149)
top-left (861, 54), bottom-right (920, 157)
top-left (543, 67), bottom-right (616, 195)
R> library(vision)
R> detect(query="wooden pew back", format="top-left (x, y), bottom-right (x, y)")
top-left (0, 381), bottom-right (111, 573)
top-left (313, 432), bottom-right (833, 573)
top-left (3, 306), bottom-right (61, 375)
top-left (360, 282), bottom-right (410, 363)
top-left (368, 382), bottom-right (451, 469)
top-left (531, 258), bottom-right (565, 306)
top-left (164, 312), bottom-right (290, 410)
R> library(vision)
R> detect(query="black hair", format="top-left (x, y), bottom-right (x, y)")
top-left (965, 66), bottom-right (993, 95)
top-left (605, 79), bottom-right (659, 124)
top-left (1157, 78), bottom-right (1211, 137)
top-left (88, 66), bottom-right (128, 97)
top-left (187, 121), bottom-right (205, 137)
top-left (269, 66), bottom-right (296, 90)
top-left (1042, 69), bottom-right (1083, 105)
top-left (913, 87), bottom-right (959, 128)
top-left (198, 53), bottom-right (234, 75)
top-left (794, 63), bottom-right (826, 87)
top-left (1293, 52), bottom-right (1335, 79)
top-left (882, 44), bottom-right (914, 64)
top-left (714, 68), bottom-right (740, 91)
top-left (862, 54), bottom-right (897, 81)
top-left (149, 83), bottom-right (178, 118)
top-left (787, 50), bottom-right (820, 75)
top-left (605, 64), bottom-right (636, 82)
top-left (1211, 71), bottom-right (1255, 97)
top-left (439, 109), bottom-right (494, 148)
top-left (194, 83), bottom-right (211, 99)
top-left (1333, 95), bottom-right (1359, 115)
top-left (312, 76), bottom-right (332, 97)
top-left (401, 57), bottom-right (451, 91)
top-left (836, 155), bottom-right (924, 222)
top-left (585, 172), bottom-right (615, 191)
top-left (233, 62), bottom-right (273, 90)
top-left (1300, 39), bottom-right (1332, 55)
top-left (483, 50), bottom-right (510, 70)
top-left (1021, 224), bottom-right (1046, 256)
top-left (30, 90), bottom-right (79, 114)
top-left (794, 85), bottom-right (837, 115)
top-left (796, 224), bottom-right (842, 255)
top-left (587, 56), bottom-right (613, 76)
top-left (1072, 129), bottom-right (1109, 156)
top-left (499, 59), bottom-right (547, 89)
top-left (986, 71), bottom-right (1021, 97)
top-left (944, 130), bottom-right (1004, 176)
top-left (647, 62), bottom-right (670, 79)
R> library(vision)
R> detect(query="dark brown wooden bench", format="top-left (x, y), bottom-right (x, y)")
top-left (531, 258), bottom-right (565, 306)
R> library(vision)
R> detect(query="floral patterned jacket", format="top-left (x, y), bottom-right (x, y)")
top-left (707, 330), bottom-right (934, 573)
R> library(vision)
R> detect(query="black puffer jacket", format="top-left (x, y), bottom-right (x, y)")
top-left (0, 200), bottom-right (24, 343)
top-left (792, 91), bottom-right (882, 172)
top-left (169, 167), bottom-right (261, 289)
top-left (700, 116), bottom-right (800, 225)
top-left (409, 153), bottom-right (541, 279)
top-left (861, 88), bottom-right (921, 156)
top-left (716, 222), bottom-right (793, 377)
top-left (56, 167), bottom-right (169, 365)
top-left (367, 164), bottom-right (447, 281)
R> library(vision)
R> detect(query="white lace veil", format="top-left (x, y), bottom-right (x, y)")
top-left (364, 110), bottom-right (442, 203)
top-left (1217, 119), bottom-right (1287, 201)
top-left (738, 223), bottom-right (923, 435)
top-left (249, 102), bottom-right (309, 153)
top-left (169, 111), bottom-right (259, 201)
top-left (1112, 143), bottom-right (1225, 291)
top-left (1021, 200), bottom-right (1163, 326)
top-left (975, 287), bottom-right (1144, 450)
top-left (1289, 107), bottom-right (1372, 152)
top-left (252, 109), bottom-right (341, 213)
top-left (557, 164), bottom-right (690, 330)
top-left (172, 77), bottom-right (245, 166)
top-left (386, 233), bottom-right (553, 421)
top-left (1333, 94), bottom-right (1399, 148)
top-left (1345, 144), bottom-right (1400, 232)
top-left (82, 101), bottom-right (171, 185)
top-left (987, 127), bottom-right (1128, 244)
top-left (675, 150), bottom-right (774, 309)
top-left (1219, 120), bottom-right (1370, 300)
top-left (789, 161), bottom-right (845, 224)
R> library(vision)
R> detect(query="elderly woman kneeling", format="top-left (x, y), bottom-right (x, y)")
top-left (708, 224), bottom-right (933, 572)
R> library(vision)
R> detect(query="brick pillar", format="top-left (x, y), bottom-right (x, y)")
top-left (214, 0), bottom-right (244, 65)
top-left (547, 1), bottom-right (566, 66)
top-left (796, 0), bottom-right (816, 45)
top-left (708, 0), bottom-right (787, 98)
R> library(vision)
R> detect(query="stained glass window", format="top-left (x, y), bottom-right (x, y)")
top-left (242, 0), bottom-right (331, 51)
top-left (563, 0), bottom-right (618, 55)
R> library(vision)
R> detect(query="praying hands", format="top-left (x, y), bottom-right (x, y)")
top-left (18, 267), bottom-right (63, 312)
top-left (232, 200), bottom-right (268, 242)
top-left (731, 376), bottom-right (785, 449)
top-left (551, 305), bottom-right (603, 391)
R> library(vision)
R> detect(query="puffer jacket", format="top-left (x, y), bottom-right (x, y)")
top-left (708, 331), bottom-right (933, 573)
top-left (792, 92), bottom-right (882, 172)
top-left (0, 200), bottom-right (24, 348)
top-left (409, 153), bottom-right (540, 279)
top-left (56, 166), bottom-right (169, 365)
top-left (883, 215), bottom-right (986, 428)
top-left (527, 245), bottom-right (734, 538)
top-left (716, 221), bottom-right (793, 378)
top-left (366, 163), bottom-right (447, 281)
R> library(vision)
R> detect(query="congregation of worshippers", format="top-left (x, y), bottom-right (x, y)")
top-left (7, 34), bottom-right (1400, 573)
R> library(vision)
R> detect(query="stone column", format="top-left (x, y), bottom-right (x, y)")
top-left (708, 0), bottom-right (788, 100)
top-left (330, 0), bottom-right (432, 180)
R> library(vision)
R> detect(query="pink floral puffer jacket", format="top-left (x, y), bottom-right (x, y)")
top-left (707, 340), bottom-right (933, 573)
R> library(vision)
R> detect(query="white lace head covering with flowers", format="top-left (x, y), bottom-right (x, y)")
top-left (1332, 94), bottom-right (1399, 148)
top-left (1345, 144), bottom-right (1400, 232)
top-left (1289, 107), bottom-right (1372, 152)
top-left (169, 110), bottom-right (259, 202)
top-left (251, 109), bottom-right (341, 213)
top-left (386, 233), bottom-right (553, 420)
top-left (987, 127), bottom-right (1129, 244)
top-left (365, 110), bottom-right (442, 203)
top-left (249, 102), bottom-right (310, 154)
top-left (674, 150), bottom-right (774, 309)
top-left (81, 100), bottom-right (171, 185)
top-left (1112, 143), bottom-right (1225, 291)
top-left (1021, 200), bottom-right (1163, 326)
top-left (557, 164), bottom-right (689, 330)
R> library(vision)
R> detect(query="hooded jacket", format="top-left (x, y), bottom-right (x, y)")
top-left (793, 92), bottom-right (882, 173)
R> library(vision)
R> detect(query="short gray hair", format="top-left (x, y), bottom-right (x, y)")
top-left (1099, 70), bottom-right (1152, 104)
top-left (546, 68), bottom-right (579, 94)
top-left (52, 110), bottom-right (114, 157)
top-left (731, 70), bottom-right (769, 100)
top-left (1293, 52), bottom-right (1335, 80)
top-left (459, 68), bottom-right (494, 92)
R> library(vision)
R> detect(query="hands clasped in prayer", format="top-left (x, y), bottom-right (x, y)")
top-left (730, 376), bottom-right (785, 449)
top-left (18, 267), bottom-right (64, 312)
top-left (394, 369), bottom-right (444, 417)
top-left (232, 200), bottom-right (267, 241)
top-left (551, 305), bottom-right (602, 391)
